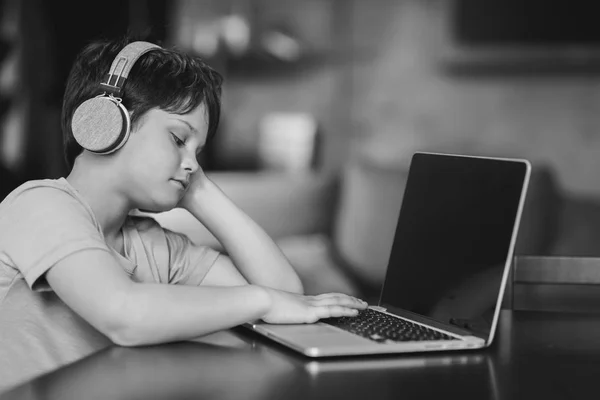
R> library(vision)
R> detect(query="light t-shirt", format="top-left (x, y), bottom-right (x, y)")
top-left (0, 178), bottom-right (220, 391)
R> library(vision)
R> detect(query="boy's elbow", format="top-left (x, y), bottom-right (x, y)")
top-left (109, 329), bottom-right (147, 347)
top-left (101, 290), bottom-right (147, 347)
top-left (106, 321), bottom-right (145, 347)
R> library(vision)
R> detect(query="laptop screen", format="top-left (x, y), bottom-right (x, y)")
top-left (380, 152), bottom-right (529, 339)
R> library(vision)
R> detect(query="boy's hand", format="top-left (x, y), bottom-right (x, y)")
top-left (177, 168), bottom-right (209, 211)
top-left (260, 287), bottom-right (368, 324)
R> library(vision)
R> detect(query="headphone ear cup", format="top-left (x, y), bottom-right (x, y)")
top-left (71, 96), bottom-right (131, 154)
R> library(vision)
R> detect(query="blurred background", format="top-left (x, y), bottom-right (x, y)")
top-left (3, 0), bottom-right (600, 298)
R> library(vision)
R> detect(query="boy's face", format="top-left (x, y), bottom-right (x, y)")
top-left (117, 103), bottom-right (209, 211)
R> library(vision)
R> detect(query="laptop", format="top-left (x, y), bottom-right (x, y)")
top-left (243, 151), bottom-right (531, 357)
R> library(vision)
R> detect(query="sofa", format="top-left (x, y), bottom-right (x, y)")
top-left (154, 153), bottom-right (600, 302)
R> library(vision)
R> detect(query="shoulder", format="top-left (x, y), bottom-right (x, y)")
top-left (125, 212), bottom-right (207, 255)
top-left (126, 214), bottom-right (170, 236)
top-left (0, 179), bottom-right (107, 288)
top-left (125, 213), bottom-right (190, 245)
top-left (0, 178), bottom-right (99, 232)
top-left (2, 178), bottom-right (86, 208)
top-left (125, 212), bottom-right (220, 285)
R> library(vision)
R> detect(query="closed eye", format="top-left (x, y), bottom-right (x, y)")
top-left (170, 132), bottom-right (185, 147)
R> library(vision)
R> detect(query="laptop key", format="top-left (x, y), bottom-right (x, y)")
top-left (323, 309), bottom-right (458, 343)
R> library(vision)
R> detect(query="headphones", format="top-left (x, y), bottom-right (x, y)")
top-left (71, 41), bottom-right (161, 154)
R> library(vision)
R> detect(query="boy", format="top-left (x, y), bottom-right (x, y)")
top-left (0, 36), bottom-right (366, 389)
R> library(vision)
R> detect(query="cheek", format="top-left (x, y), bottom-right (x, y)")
top-left (126, 143), bottom-right (180, 178)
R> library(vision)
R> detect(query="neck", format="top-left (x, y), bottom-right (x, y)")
top-left (66, 157), bottom-right (131, 242)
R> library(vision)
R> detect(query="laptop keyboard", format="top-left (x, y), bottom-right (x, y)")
top-left (323, 308), bottom-right (458, 343)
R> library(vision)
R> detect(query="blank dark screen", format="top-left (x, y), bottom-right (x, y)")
top-left (380, 153), bottom-right (527, 338)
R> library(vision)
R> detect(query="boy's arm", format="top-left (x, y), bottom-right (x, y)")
top-left (46, 249), bottom-right (366, 346)
top-left (180, 175), bottom-right (304, 294)
top-left (46, 249), bottom-right (268, 346)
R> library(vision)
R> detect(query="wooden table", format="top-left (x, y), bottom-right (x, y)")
top-left (3, 310), bottom-right (600, 400)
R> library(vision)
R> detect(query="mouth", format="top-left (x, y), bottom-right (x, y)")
top-left (171, 179), bottom-right (188, 190)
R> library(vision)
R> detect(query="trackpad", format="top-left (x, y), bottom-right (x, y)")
top-left (258, 323), bottom-right (372, 346)
top-left (259, 324), bottom-right (340, 335)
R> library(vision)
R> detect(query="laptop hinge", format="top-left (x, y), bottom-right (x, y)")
top-left (378, 303), bottom-right (486, 340)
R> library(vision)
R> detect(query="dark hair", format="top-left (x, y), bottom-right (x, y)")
top-left (62, 35), bottom-right (223, 170)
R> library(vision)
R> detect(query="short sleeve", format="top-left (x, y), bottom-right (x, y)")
top-left (0, 185), bottom-right (109, 290)
top-left (164, 228), bottom-right (220, 285)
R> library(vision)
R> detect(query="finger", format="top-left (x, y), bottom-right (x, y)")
top-left (310, 294), bottom-right (368, 309)
top-left (310, 296), bottom-right (365, 309)
top-left (314, 305), bottom-right (360, 320)
top-left (313, 292), bottom-right (360, 300)
top-left (314, 292), bottom-right (368, 303)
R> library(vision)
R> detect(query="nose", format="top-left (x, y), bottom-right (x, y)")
top-left (182, 151), bottom-right (199, 174)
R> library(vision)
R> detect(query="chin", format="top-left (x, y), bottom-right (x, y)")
top-left (137, 207), bottom-right (162, 214)
top-left (138, 196), bottom-right (180, 214)
top-left (133, 184), bottom-right (182, 213)
top-left (146, 203), bottom-right (177, 214)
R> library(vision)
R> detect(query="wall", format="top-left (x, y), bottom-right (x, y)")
top-left (199, 0), bottom-right (348, 172)
top-left (167, 0), bottom-right (600, 197)
top-left (351, 0), bottom-right (600, 197)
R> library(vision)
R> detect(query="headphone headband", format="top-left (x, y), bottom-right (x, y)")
top-left (99, 41), bottom-right (160, 96)
top-left (72, 40), bottom-right (161, 154)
